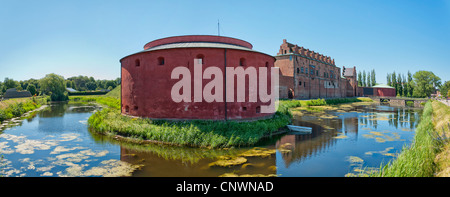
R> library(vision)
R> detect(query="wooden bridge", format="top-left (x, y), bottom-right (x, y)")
top-left (369, 96), bottom-right (428, 107)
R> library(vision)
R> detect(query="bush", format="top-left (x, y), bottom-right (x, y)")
top-left (306, 98), bottom-right (327, 106)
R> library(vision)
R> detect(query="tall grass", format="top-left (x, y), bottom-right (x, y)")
top-left (88, 99), bottom-right (296, 148)
top-left (0, 97), bottom-right (47, 123)
top-left (373, 101), bottom-right (437, 177)
top-left (70, 96), bottom-right (120, 109)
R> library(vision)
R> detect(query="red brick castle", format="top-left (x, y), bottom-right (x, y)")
top-left (275, 39), bottom-right (359, 99)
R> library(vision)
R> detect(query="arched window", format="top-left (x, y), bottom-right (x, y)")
top-left (158, 57), bottom-right (165, 65)
top-left (239, 58), bottom-right (246, 66)
top-left (196, 54), bottom-right (204, 64)
top-left (297, 68), bottom-right (300, 74)
top-left (265, 62), bottom-right (269, 67)
top-left (135, 59), bottom-right (140, 67)
top-left (125, 106), bottom-right (130, 113)
top-left (256, 106), bottom-right (261, 114)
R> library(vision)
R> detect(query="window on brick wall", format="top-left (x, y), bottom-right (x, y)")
top-left (158, 57), bottom-right (165, 65)
top-left (196, 54), bottom-right (204, 64)
top-left (239, 58), bottom-right (246, 66)
top-left (135, 59), bottom-right (140, 67)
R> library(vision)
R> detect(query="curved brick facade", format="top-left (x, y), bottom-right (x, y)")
top-left (120, 35), bottom-right (275, 120)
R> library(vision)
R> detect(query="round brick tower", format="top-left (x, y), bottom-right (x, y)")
top-left (120, 35), bottom-right (275, 120)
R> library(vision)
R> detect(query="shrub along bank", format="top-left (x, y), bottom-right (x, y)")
top-left (0, 97), bottom-right (47, 123)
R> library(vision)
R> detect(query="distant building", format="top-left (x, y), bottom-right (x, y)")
top-left (359, 84), bottom-right (396, 97)
top-left (3, 88), bottom-right (32, 99)
top-left (275, 39), bottom-right (359, 99)
top-left (66, 88), bottom-right (78, 93)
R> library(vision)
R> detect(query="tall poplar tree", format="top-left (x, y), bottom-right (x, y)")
top-left (370, 69), bottom-right (376, 87)
top-left (362, 71), bottom-right (366, 87)
top-left (358, 71), bottom-right (362, 86)
top-left (392, 71), bottom-right (397, 96)
top-left (407, 71), bottom-right (413, 97)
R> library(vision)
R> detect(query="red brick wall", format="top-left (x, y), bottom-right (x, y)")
top-left (121, 45), bottom-right (275, 120)
top-left (376, 88), bottom-right (396, 97)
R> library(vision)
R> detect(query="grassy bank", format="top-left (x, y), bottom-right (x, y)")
top-left (85, 93), bottom-right (373, 148)
top-left (88, 101), bottom-right (292, 148)
top-left (433, 101), bottom-right (450, 177)
top-left (0, 97), bottom-right (47, 123)
top-left (373, 100), bottom-right (443, 177)
top-left (285, 97), bottom-right (372, 107)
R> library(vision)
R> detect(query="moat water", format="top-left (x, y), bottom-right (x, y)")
top-left (0, 102), bottom-right (422, 177)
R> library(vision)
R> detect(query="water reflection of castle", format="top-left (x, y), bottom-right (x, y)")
top-left (276, 115), bottom-right (358, 167)
top-left (117, 105), bottom-right (421, 176)
top-left (275, 105), bottom-right (420, 167)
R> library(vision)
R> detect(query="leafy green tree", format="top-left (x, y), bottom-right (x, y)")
top-left (86, 82), bottom-right (97, 90)
top-left (412, 71), bottom-right (441, 98)
top-left (67, 75), bottom-right (90, 91)
top-left (440, 81), bottom-right (450, 98)
top-left (106, 80), bottom-right (116, 89)
top-left (27, 84), bottom-right (37, 96)
top-left (3, 78), bottom-right (19, 90)
top-left (40, 73), bottom-right (68, 101)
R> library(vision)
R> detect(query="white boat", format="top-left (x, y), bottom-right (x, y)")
top-left (287, 125), bottom-right (312, 134)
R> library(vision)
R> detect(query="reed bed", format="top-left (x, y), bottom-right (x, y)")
top-left (373, 101), bottom-right (438, 177)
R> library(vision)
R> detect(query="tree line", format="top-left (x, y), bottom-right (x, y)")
top-left (386, 70), bottom-right (448, 98)
top-left (358, 69), bottom-right (376, 87)
top-left (0, 74), bottom-right (120, 101)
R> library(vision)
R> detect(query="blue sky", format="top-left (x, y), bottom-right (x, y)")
top-left (1, 0), bottom-right (449, 83)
